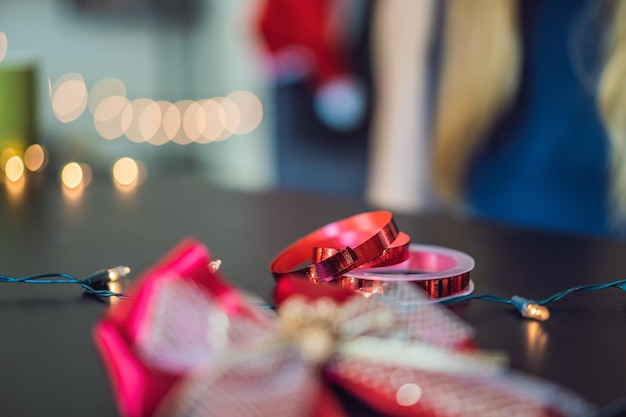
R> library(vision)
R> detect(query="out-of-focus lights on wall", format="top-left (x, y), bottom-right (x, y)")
top-left (88, 78), bottom-right (126, 115)
top-left (94, 95), bottom-right (133, 140)
top-left (50, 73), bottom-right (88, 123)
top-left (112, 157), bottom-right (139, 187)
top-left (1, 145), bottom-right (48, 181)
top-left (0, 148), bottom-right (18, 171)
top-left (61, 162), bottom-right (84, 189)
top-left (50, 75), bottom-right (264, 145)
top-left (1, 144), bottom-right (146, 192)
top-left (24, 144), bottom-right (47, 172)
top-left (227, 90), bottom-right (264, 135)
top-left (0, 32), bottom-right (7, 64)
top-left (5, 155), bottom-right (24, 182)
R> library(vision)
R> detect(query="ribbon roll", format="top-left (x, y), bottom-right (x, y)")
top-left (339, 244), bottom-right (475, 299)
top-left (270, 211), bottom-right (473, 300)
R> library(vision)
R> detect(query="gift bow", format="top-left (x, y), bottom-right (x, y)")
top-left (95, 238), bottom-right (594, 417)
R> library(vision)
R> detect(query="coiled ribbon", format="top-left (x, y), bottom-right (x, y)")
top-left (270, 211), bottom-right (473, 299)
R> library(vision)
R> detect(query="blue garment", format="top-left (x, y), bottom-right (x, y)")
top-left (466, 0), bottom-right (610, 237)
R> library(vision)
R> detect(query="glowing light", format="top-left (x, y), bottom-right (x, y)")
top-left (197, 99), bottom-right (225, 143)
top-left (521, 303), bottom-right (550, 321)
top-left (61, 162), bottom-right (84, 189)
top-left (112, 157), bottom-right (139, 187)
top-left (396, 383), bottom-right (422, 407)
top-left (162, 101), bottom-right (181, 142)
top-left (147, 101), bottom-right (176, 146)
top-left (24, 144), bottom-right (46, 172)
top-left (4, 174), bottom-right (25, 200)
top-left (0, 32), bottom-right (7, 64)
top-left (182, 101), bottom-right (205, 142)
top-left (125, 98), bottom-right (154, 143)
top-left (94, 95), bottom-right (132, 140)
top-left (0, 148), bottom-right (18, 172)
top-left (51, 73), bottom-right (88, 123)
top-left (5, 155), bottom-right (24, 182)
top-left (88, 78), bottom-right (126, 115)
top-left (226, 90), bottom-right (264, 134)
top-left (172, 100), bottom-right (193, 145)
top-left (107, 265), bottom-right (130, 282)
top-left (216, 96), bottom-right (240, 139)
top-left (139, 100), bottom-right (162, 141)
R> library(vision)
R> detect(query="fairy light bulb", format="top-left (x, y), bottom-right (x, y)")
top-left (511, 296), bottom-right (550, 321)
top-left (208, 260), bottom-right (222, 273)
top-left (522, 303), bottom-right (550, 321)
top-left (107, 266), bottom-right (131, 282)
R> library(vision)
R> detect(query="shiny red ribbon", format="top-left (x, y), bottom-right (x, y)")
top-left (270, 211), bottom-right (410, 282)
top-left (270, 211), bottom-right (473, 299)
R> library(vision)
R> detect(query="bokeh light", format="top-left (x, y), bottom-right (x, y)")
top-left (146, 101), bottom-right (176, 146)
top-left (162, 101), bottom-right (181, 143)
top-left (125, 98), bottom-right (155, 143)
top-left (61, 162), bottom-right (84, 189)
top-left (226, 90), bottom-right (264, 135)
top-left (5, 155), bottom-right (24, 182)
top-left (138, 100), bottom-right (162, 141)
top-left (0, 148), bottom-right (18, 172)
top-left (88, 78), bottom-right (126, 115)
top-left (51, 73), bottom-right (88, 123)
top-left (112, 157), bottom-right (139, 187)
top-left (0, 32), bottom-right (7, 64)
top-left (171, 100), bottom-right (194, 145)
top-left (396, 383), bottom-right (422, 407)
top-left (182, 100), bottom-right (205, 142)
top-left (94, 95), bottom-right (133, 140)
top-left (197, 99), bottom-right (225, 143)
top-left (47, 69), bottom-right (261, 146)
top-left (23, 144), bottom-right (47, 172)
top-left (216, 96), bottom-right (240, 139)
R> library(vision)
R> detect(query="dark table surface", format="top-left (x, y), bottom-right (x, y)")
top-left (1, 174), bottom-right (625, 417)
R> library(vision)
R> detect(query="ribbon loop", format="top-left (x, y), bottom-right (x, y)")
top-left (270, 211), bottom-right (410, 283)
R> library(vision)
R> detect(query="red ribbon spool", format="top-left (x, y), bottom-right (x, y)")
top-left (270, 211), bottom-right (474, 299)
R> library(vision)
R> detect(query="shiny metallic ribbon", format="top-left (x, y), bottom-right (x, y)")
top-left (270, 211), bottom-right (411, 283)
top-left (96, 239), bottom-right (595, 417)
top-left (271, 211), bottom-right (473, 299)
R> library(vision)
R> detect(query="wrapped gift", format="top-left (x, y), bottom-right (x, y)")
top-left (94, 238), bottom-right (595, 417)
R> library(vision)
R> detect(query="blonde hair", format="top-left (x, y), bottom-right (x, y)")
top-left (432, 0), bottom-right (626, 224)
top-left (598, 0), bottom-right (626, 225)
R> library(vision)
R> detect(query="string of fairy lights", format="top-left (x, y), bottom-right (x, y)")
top-left (0, 32), bottom-right (264, 191)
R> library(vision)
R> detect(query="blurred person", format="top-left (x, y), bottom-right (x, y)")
top-left (367, 0), bottom-right (626, 238)
top-left (254, 0), bottom-right (373, 198)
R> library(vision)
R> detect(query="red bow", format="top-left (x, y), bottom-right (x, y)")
top-left (95, 238), bottom-right (593, 417)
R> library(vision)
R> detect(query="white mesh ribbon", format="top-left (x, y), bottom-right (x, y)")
top-left (158, 346), bottom-right (320, 417)
top-left (369, 281), bottom-right (475, 347)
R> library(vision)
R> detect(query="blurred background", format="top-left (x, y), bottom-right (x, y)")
top-left (0, 0), bottom-right (374, 198)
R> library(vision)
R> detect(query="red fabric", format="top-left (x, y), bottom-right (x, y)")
top-left (255, 0), bottom-right (351, 85)
top-left (94, 238), bottom-right (249, 417)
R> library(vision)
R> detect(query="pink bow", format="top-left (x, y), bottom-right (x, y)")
top-left (95, 238), bottom-right (594, 417)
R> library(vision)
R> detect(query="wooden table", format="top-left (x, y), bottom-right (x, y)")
top-left (1, 174), bottom-right (625, 416)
